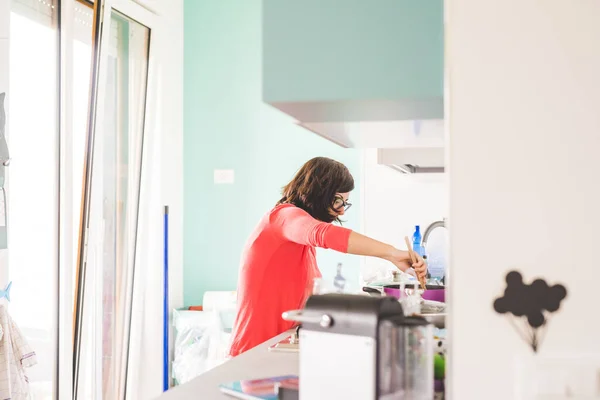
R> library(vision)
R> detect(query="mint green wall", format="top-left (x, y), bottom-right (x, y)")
top-left (183, 0), bottom-right (361, 307)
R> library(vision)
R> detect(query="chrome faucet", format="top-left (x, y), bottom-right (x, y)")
top-left (421, 218), bottom-right (447, 284)
top-left (421, 218), bottom-right (446, 248)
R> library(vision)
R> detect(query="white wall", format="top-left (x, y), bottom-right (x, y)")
top-left (361, 148), bottom-right (448, 282)
top-left (125, 0), bottom-right (184, 398)
top-left (447, 1), bottom-right (600, 399)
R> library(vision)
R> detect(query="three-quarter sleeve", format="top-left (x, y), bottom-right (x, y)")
top-left (271, 205), bottom-right (352, 252)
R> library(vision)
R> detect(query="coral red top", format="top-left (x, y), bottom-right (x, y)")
top-left (228, 204), bottom-right (352, 357)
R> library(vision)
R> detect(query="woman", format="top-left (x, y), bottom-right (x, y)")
top-left (228, 157), bottom-right (427, 357)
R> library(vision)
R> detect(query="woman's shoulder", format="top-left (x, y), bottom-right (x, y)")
top-left (271, 203), bottom-right (295, 212)
top-left (269, 203), bottom-right (308, 220)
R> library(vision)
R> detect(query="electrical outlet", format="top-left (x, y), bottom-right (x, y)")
top-left (214, 169), bottom-right (234, 184)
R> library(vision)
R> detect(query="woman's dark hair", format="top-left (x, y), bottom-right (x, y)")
top-left (277, 157), bottom-right (354, 223)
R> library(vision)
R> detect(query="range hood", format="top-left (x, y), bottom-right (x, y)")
top-left (377, 147), bottom-right (445, 174)
top-left (273, 100), bottom-right (444, 149)
top-left (263, 0), bottom-right (444, 155)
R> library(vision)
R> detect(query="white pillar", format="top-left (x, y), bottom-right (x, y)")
top-left (447, 1), bottom-right (600, 399)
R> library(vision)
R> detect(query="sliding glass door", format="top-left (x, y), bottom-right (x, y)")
top-left (73, 1), bottom-right (150, 399)
top-left (6, 0), bottom-right (151, 399)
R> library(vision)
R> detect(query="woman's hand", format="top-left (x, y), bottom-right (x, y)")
top-left (344, 232), bottom-right (428, 281)
top-left (411, 254), bottom-right (428, 282)
top-left (387, 249), bottom-right (428, 282)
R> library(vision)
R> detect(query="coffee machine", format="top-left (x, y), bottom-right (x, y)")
top-left (282, 294), bottom-right (433, 400)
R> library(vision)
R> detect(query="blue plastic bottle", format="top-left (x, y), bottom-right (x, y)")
top-left (412, 225), bottom-right (423, 256)
top-left (333, 263), bottom-right (346, 293)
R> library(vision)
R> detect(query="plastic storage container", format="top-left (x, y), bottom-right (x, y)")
top-left (378, 316), bottom-right (434, 400)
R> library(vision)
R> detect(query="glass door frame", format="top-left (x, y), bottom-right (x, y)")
top-left (59, 0), bottom-right (158, 399)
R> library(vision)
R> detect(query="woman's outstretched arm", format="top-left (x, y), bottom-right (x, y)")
top-left (347, 231), bottom-right (427, 279)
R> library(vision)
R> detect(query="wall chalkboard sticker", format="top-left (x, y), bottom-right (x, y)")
top-left (493, 270), bottom-right (567, 353)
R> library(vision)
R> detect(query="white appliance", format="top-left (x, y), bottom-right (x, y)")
top-left (283, 294), bottom-right (434, 400)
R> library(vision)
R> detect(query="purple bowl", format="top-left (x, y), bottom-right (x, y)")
top-left (383, 286), bottom-right (446, 303)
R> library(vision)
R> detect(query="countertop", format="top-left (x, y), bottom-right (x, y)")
top-left (155, 331), bottom-right (297, 400)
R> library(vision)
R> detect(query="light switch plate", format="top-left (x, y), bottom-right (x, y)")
top-left (214, 169), bottom-right (234, 184)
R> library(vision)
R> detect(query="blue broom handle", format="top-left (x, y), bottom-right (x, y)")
top-left (163, 206), bottom-right (169, 391)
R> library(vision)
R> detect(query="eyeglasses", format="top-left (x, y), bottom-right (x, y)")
top-left (333, 195), bottom-right (352, 212)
